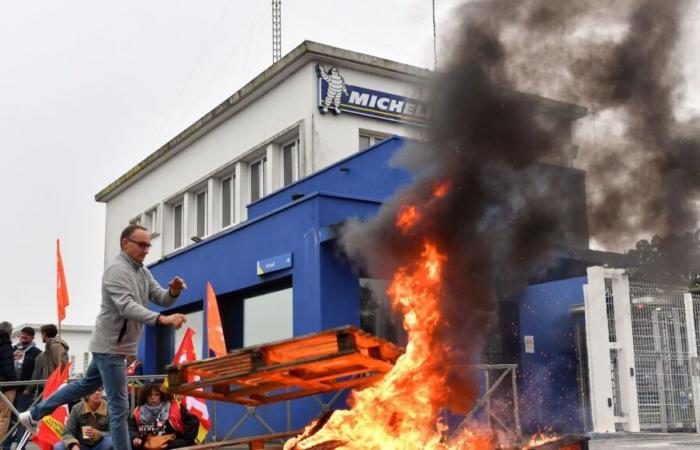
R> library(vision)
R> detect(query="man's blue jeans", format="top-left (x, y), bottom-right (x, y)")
top-left (53, 436), bottom-right (113, 450)
top-left (31, 353), bottom-right (130, 450)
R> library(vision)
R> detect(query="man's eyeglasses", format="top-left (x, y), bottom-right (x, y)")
top-left (127, 238), bottom-right (152, 249)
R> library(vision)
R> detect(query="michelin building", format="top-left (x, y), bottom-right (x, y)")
top-left (95, 41), bottom-right (590, 436)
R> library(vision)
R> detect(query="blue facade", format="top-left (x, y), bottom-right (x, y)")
top-left (139, 136), bottom-right (413, 436)
top-left (134, 135), bottom-right (595, 437)
top-left (519, 276), bottom-right (588, 433)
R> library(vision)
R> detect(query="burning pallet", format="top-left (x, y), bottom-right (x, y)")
top-left (164, 325), bottom-right (403, 406)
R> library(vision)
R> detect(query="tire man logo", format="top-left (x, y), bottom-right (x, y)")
top-left (318, 64), bottom-right (348, 114)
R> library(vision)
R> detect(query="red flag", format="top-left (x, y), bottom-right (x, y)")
top-left (206, 282), bottom-right (226, 358)
top-left (33, 363), bottom-right (72, 450)
top-left (56, 239), bottom-right (70, 322)
top-left (173, 328), bottom-right (211, 442)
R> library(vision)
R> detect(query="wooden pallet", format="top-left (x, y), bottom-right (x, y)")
top-left (164, 326), bottom-right (403, 406)
top-left (177, 430), bottom-right (300, 450)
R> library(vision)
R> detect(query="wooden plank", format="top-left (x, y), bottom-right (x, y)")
top-left (166, 326), bottom-right (403, 405)
top-left (176, 430), bottom-right (300, 450)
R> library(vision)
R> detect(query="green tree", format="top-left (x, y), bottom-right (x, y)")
top-left (627, 231), bottom-right (700, 288)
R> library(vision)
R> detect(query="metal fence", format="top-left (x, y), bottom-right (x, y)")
top-left (629, 280), bottom-right (696, 431)
top-left (584, 267), bottom-right (700, 434)
top-left (0, 375), bottom-right (165, 449)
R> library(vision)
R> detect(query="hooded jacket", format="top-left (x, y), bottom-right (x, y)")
top-left (89, 251), bottom-right (178, 356)
top-left (41, 337), bottom-right (69, 379)
top-left (0, 333), bottom-right (18, 392)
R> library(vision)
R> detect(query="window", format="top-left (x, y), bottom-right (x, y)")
top-left (144, 207), bottom-right (158, 234)
top-left (129, 216), bottom-right (141, 226)
top-left (174, 310), bottom-right (204, 358)
top-left (282, 140), bottom-right (299, 187)
top-left (250, 157), bottom-right (267, 202)
top-left (359, 132), bottom-right (386, 151)
top-left (195, 190), bottom-right (207, 238)
top-left (243, 286), bottom-right (293, 346)
top-left (173, 202), bottom-right (183, 249)
top-left (221, 174), bottom-right (235, 228)
top-left (157, 308), bottom-right (204, 372)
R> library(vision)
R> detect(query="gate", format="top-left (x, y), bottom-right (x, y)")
top-left (629, 281), bottom-right (696, 431)
top-left (583, 267), bottom-right (700, 433)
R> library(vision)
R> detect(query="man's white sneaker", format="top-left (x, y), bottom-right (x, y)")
top-left (18, 411), bottom-right (39, 435)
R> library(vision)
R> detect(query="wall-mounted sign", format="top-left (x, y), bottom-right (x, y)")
top-left (524, 335), bottom-right (535, 354)
top-left (316, 64), bottom-right (430, 125)
top-left (257, 253), bottom-right (293, 276)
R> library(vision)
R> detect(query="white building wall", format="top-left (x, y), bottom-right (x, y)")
top-left (103, 59), bottom-right (422, 265)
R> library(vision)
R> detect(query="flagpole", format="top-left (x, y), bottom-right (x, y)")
top-left (57, 321), bottom-right (62, 374)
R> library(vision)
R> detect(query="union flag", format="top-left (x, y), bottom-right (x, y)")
top-left (33, 363), bottom-right (71, 450)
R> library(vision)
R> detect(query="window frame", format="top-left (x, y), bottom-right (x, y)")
top-left (172, 201), bottom-right (184, 250)
top-left (358, 130), bottom-right (388, 151)
top-left (194, 188), bottom-right (208, 239)
top-left (249, 155), bottom-right (267, 203)
top-left (221, 173), bottom-right (236, 229)
top-left (281, 138), bottom-right (300, 187)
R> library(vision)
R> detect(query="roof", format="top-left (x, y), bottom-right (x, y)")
top-left (94, 40), bottom-right (431, 202)
top-left (95, 40), bottom-right (587, 203)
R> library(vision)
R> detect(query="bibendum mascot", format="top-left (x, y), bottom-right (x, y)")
top-left (318, 64), bottom-right (348, 114)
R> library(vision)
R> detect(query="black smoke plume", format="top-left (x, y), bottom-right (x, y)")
top-left (341, 0), bottom-right (698, 412)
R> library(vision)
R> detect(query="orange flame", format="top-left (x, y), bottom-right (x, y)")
top-left (396, 205), bottom-right (421, 232)
top-left (284, 240), bottom-right (495, 449)
top-left (524, 431), bottom-right (558, 449)
top-left (433, 181), bottom-right (450, 198)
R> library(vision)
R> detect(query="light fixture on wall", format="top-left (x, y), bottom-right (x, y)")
top-left (191, 236), bottom-right (202, 243)
top-left (291, 193), bottom-right (305, 201)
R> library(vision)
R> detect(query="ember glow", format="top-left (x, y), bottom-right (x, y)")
top-left (395, 205), bottom-right (421, 232)
top-left (285, 202), bottom-right (495, 449)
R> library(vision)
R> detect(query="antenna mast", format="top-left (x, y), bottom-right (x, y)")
top-left (272, 0), bottom-right (282, 63)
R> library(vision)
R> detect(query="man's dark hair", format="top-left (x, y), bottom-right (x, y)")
top-left (120, 224), bottom-right (148, 243)
top-left (40, 324), bottom-right (58, 338)
top-left (20, 326), bottom-right (35, 336)
top-left (137, 383), bottom-right (172, 406)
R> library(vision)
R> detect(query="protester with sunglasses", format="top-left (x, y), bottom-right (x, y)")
top-left (21, 225), bottom-right (188, 450)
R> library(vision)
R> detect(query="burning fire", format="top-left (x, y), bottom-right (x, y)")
top-left (285, 193), bottom-right (495, 449)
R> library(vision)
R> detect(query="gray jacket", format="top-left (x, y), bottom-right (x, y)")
top-left (89, 251), bottom-right (178, 356)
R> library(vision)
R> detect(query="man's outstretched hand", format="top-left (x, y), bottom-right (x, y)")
top-left (158, 313), bottom-right (187, 329)
top-left (168, 276), bottom-right (187, 297)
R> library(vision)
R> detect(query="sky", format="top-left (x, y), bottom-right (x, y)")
top-left (0, 0), bottom-right (463, 327)
top-left (0, 1), bottom-right (698, 328)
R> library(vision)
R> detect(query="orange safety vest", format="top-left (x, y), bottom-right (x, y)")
top-left (133, 400), bottom-right (184, 433)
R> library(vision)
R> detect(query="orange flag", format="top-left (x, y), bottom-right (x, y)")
top-left (56, 239), bottom-right (70, 322)
top-left (34, 363), bottom-right (71, 450)
top-left (173, 328), bottom-right (211, 442)
top-left (206, 282), bottom-right (226, 357)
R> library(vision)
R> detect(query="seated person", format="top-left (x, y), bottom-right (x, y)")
top-left (128, 384), bottom-right (198, 449)
top-left (55, 387), bottom-right (111, 450)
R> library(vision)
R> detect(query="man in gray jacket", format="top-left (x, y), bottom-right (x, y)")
top-left (20, 225), bottom-right (187, 450)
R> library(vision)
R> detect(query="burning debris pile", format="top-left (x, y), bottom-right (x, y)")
top-left (286, 0), bottom-right (699, 448)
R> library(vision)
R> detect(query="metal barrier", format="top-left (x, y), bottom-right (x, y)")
top-left (0, 375), bottom-right (165, 449)
top-left (0, 367), bottom-right (522, 446)
top-left (584, 266), bottom-right (700, 434)
top-left (459, 364), bottom-right (522, 443)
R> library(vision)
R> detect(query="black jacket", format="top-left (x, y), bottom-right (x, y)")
top-left (128, 402), bottom-right (199, 449)
top-left (12, 344), bottom-right (41, 391)
top-left (0, 337), bottom-right (18, 392)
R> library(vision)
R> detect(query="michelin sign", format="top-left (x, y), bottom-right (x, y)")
top-left (317, 64), bottom-right (430, 125)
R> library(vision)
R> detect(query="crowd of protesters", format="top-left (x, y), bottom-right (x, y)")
top-left (0, 324), bottom-right (197, 450)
